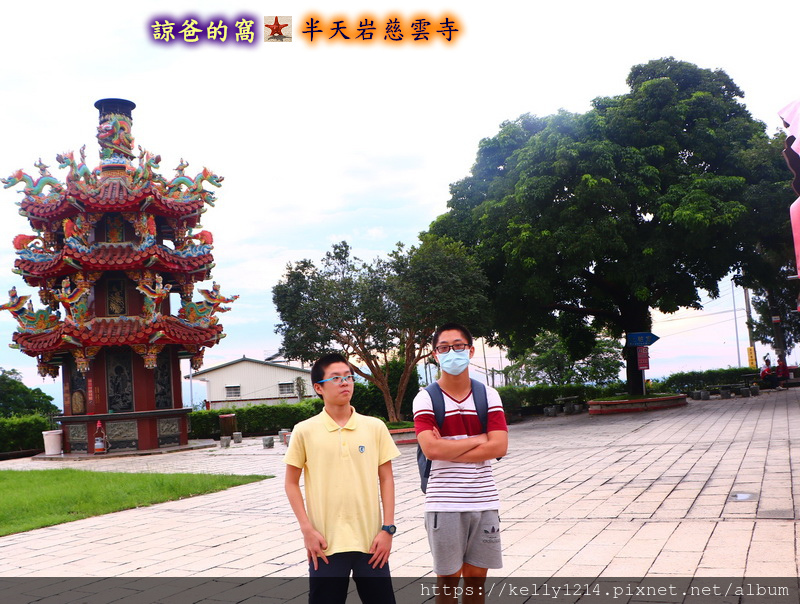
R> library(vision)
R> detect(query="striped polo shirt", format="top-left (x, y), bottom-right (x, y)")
top-left (413, 383), bottom-right (507, 512)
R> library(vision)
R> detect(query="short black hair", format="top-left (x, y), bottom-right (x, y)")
top-left (432, 322), bottom-right (473, 348)
top-left (311, 352), bottom-right (351, 385)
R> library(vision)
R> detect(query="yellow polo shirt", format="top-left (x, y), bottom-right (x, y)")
top-left (284, 407), bottom-right (400, 556)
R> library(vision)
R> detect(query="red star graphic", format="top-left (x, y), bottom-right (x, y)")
top-left (265, 17), bottom-right (288, 36)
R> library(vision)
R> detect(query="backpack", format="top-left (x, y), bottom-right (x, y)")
top-left (416, 379), bottom-right (489, 493)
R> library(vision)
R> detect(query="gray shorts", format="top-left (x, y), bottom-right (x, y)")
top-left (424, 510), bottom-right (502, 575)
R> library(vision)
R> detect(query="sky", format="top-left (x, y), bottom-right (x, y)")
top-left (0, 0), bottom-right (798, 406)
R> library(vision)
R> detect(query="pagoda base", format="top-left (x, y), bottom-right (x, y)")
top-left (31, 438), bottom-right (215, 461)
top-left (58, 408), bottom-right (193, 454)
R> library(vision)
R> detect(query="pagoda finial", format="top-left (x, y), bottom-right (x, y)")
top-left (94, 98), bottom-right (136, 120)
top-left (95, 98), bottom-right (136, 171)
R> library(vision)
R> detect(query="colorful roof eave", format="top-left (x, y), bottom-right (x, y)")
top-left (14, 246), bottom-right (214, 283)
top-left (11, 316), bottom-right (224, 357)
top-left (18, 185), bottom-right (207, 225)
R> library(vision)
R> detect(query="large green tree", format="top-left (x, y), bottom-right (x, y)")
top-left (272, 237), bottom-right (489, 421)
top-left (429, 57), bottom-right (770, 394)
top-left (0, 368), bottom-right (58, 417)
top-left (734, 133), bottom-right (798, 356)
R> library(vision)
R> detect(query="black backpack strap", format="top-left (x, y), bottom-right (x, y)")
top-left (424, 382), bottom-right (446, 428)
top-left (418, 383), bottom-right (447, 494)
top-left (471, 379), bottom-right (502, 461)
top-left (470, 379), bottom-right (488, 432)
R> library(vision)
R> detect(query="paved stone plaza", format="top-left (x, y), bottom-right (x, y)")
top-left (0, 389), bottom-right (798, 599)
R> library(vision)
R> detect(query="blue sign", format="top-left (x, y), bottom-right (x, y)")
top-left (627, 332), bottom-right (659, 347)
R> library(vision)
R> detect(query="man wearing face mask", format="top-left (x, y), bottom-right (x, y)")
top-left (413, 323), bottom-right (508, 601)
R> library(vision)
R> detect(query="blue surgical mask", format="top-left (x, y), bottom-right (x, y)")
top-left (439, 349), bottom-right (470, 376)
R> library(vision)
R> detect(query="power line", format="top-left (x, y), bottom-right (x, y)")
top-left (654, 308), bottom-right (739, 323)
top-left (659, 316), bottom-right (738, 338)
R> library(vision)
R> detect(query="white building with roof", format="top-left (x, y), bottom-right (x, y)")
top-left (189, 356), bottom-right (313, 409)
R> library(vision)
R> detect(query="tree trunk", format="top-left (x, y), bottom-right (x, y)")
top-left (369, 371), bottom-right (400, 423)
top-left (380, 384), bottom-right (400, 423)
top-left (624, 344), bottom-right (645, 396)
top-left (621, 301), bottom-right (652, 396)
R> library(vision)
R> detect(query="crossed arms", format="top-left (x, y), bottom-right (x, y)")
top-left (417, 427), bottom-right (508, 463)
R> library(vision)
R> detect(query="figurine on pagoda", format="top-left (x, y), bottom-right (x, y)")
top-left (53, 274), bottom-right (91, 328)
top-left (136, 272), bottom-right (171, 322)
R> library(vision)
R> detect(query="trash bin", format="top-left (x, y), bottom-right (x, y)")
top-left (42, 430), bottom-right (63, 456)
top-left (219, 414), bottom-right (237, 437)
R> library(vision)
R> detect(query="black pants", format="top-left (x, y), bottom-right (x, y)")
top-left (308, 552), bottom-right (395, 604)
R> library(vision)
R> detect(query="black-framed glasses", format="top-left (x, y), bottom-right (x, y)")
top-left (316, 375), bottom-right (356, 384)
top-left (434, 343), bottom-right (470, 354)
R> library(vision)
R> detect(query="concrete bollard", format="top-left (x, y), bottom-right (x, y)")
top-left (750, 385), bottom-right (759, 396)
top-left (232, 432), bottom-right (243, 444)
top-left (740, 387), bottom-right (751, 397)
top-left (262, 436), bottom-right (274, 448)
top-left (220, 436), bottom-right (231, 448)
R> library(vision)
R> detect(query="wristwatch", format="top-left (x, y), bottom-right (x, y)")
top-left (381, 524), bottom-right (397, 535)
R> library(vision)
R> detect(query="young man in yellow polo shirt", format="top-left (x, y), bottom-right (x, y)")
top-left (285, 352), bottom-right (401, 604)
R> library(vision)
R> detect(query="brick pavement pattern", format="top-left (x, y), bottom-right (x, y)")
top-left (1, 389), bottom-right (799, 583)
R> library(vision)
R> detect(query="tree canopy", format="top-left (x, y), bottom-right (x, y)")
top-left (732, 132), bottom-right (798, 356)
top-left (0, 368), bottom-right (58, 417)
top-left (272, 237), bottom-right (489, 421)
top-left (429, 57), bottom-right (776, 393)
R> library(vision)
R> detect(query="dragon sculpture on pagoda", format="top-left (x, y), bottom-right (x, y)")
top-left (0, 99), bottom-right (237, 452)
top-left (0, 286), bottom-right (60, 334)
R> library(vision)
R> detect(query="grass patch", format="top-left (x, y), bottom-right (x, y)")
top-left (385, 421), bottom-right (414, 429)
top-left (0, 469), bottom-right (270, 537)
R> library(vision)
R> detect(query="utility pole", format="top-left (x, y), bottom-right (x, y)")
top-left (188, 361), bottom-right (194, 409)
top-left (732, 279), bottom-right (741, 367)
top-left (481, 339), bottom-right (493, 387)
top-left (743, 286), bottom-right (757, 367)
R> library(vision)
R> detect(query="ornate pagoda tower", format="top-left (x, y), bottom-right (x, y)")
top-left (1, 98), bottom-right (237, 453)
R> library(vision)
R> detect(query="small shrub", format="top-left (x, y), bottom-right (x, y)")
top-left (659, 368), bottom-right (755, 393)
top-left (188, 402), bottom-right (319, 439)
top-left (0, 415), bottom-right (51, 452)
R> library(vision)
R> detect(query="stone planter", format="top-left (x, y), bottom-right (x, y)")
top-left (262, 436), bottom-right (274, 449)
top-left (588, 394), bottom-right (688, 415)
top-left (389, 428), bottom-right (417, 444)
top-left (220, 436), bottom-right (231, 448)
